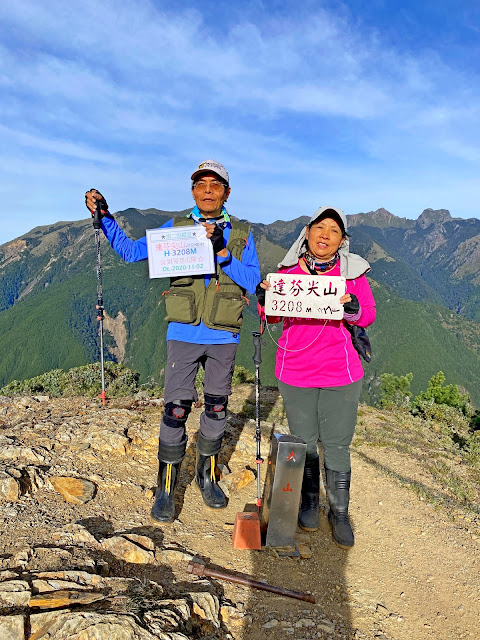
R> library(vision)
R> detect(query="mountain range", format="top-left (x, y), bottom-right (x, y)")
top-left (1, 206), bottom-right (479, 405)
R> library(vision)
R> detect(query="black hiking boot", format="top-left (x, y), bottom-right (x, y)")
top-left (325, 468), bottom-right (354, 548)
top-left (298, 456), bottom-right (320, 531)
top-left (151, 442), bottom-right (185, 524)
top-left (195, 434), bottom-right (227, 509)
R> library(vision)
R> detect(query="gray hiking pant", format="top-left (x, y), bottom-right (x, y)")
top-left (278, 378), bottom-right (362, 472)
top-left (160, 340), bottom-right (238, 448)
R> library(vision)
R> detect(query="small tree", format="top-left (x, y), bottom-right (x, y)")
top-left (413, 371), bottom-right (471, 416)
top-left (379, 372), bottom-right (413, 409)
top-left (411, 371), bottom-right (473, 445)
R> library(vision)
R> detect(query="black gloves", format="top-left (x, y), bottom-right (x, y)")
top-left (255, 282), bottom-right (266, 307)
top-left (343, 294), bottom-right (360, 315)
top-left (85, 189), bottom-right (109, 218)
top-left (210, 225), bottom-right (225, 254)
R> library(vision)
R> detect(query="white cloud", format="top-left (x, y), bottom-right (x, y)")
top-left (0, 0), bottom-right (478, 245)
top-left (0, 125), bottom-right (123, 164)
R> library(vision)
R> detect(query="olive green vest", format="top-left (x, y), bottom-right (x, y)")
top-left (163, 217), bottom-right (251, 333)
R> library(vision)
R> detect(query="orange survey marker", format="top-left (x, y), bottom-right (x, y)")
top-left (232, 512), bottom-right (262, 550)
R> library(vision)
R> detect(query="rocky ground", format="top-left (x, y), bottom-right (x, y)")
top-left (0, 386), bottom-right (478, 639)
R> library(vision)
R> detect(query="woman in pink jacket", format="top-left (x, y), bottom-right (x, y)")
top-left (258, 206), bottom-right (376, 547)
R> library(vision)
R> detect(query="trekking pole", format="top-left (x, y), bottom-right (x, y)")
top-left (92, 200), bottom-right (106, 406)
top-left (252, 331), bottom-right (264, 511)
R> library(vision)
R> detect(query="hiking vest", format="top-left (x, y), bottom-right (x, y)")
top-left (163, 218), bottom-right (251, 333)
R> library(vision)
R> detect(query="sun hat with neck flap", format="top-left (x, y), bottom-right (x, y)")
top-left (279, 205), bottom-right (371, 279)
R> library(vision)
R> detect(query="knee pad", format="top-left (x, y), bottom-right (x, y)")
top-left (204, 393), bottom-right (228, 421)
top-left (163, 399), bottom-right (192, 429)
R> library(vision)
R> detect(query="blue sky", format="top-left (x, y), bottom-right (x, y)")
top-left (1, 0), bottom-right (479, 245)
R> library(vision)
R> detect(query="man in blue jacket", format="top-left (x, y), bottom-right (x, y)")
top-left (85, 160), bottom-right (260, 524)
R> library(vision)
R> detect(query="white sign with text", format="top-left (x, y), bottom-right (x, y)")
top-left (265, 273), bottom-right (346, 320)
top-left (146, 225), bottom-right (215, 278)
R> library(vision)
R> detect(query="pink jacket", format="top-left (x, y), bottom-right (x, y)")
top-left (266, 262), bottom-right (376, 388)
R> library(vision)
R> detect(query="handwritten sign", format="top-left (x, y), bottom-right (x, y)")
top-left (146, 225), bottom-right (215, 278)
top-left (264, 273), bottom-right (346, 320)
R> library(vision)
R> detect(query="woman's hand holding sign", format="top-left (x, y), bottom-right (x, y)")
top-left (257, 275), bottom-right (354, 320)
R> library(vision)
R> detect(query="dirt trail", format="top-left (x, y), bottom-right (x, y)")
top-left (0, 389), bottom-right (478, 639)
top-left (173, 447), bottom-right (479, 640)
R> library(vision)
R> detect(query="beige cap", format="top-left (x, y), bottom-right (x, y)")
top-left (191, 160), bottom-right (229, 185)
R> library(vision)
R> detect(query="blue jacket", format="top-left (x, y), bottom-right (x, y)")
top-left (101, 214), bottom-right (261, 344)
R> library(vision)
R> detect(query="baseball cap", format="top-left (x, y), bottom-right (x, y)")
top-left (191, 160), bottom-right (229, 185)
top-left (310, 206), bottom-right (347, 233)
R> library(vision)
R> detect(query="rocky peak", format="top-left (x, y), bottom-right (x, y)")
top-left (371, 207), bottom-right (394, 218)
top-left (416, 208), bottom-right (452, 229)
top-left (347, 208), bottom-right (412, 229)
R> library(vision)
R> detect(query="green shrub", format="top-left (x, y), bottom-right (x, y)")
top-left (195, 367), bottom-right (205, 392)
top-left (377, 370), bottom-right (478, 452)
top-left (0, 362), bottom-right (259, 399)
top-left (232, 366), bottom-right (255, 385)
top-left (1, 369), bottom-right (67, 397)
top-left (378, 372), bottom-right (413, 409)
top-left (0, 362), bottom-right (141, 398)
top-left (412, 371), bottom-right (471, 416)
top-left (419, 402), bottom-right (472, 446)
